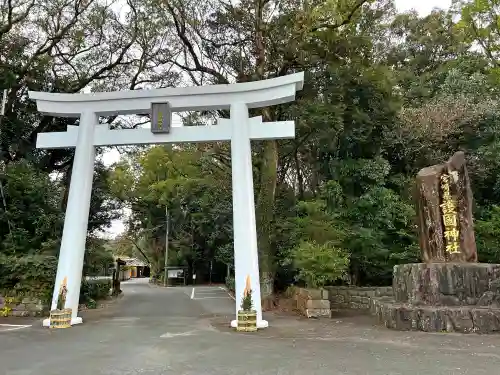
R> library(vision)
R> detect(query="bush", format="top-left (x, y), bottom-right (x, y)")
top-left (476, 205), bottom-right (500, 263)
top-left (225, 275), bottom-right (235, 293)
top-left (79, 278), bottom-right (112, 305)
top-left (291, 241), bottom-right (350, 289)
top-left (0, 255), bottom-right (113, 308)
top-left (0, 255), bottom-right (57, 305)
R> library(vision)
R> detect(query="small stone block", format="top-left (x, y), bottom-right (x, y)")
top-left (321, 289), bottom-right (329, 300)
top-left (306, 299), bottom-right (330, 310)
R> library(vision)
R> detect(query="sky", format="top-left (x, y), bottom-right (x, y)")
top-left (99, 0), bottom-right (453, 238)
top-left (395, 0), bottom-right (452, 14)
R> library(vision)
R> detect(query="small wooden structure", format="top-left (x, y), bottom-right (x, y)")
top-left (236, 275), bottom-right (257, 332)
top-left (49, 308), bottom-right (72, 329)
top-left (236, 310), bottom-right (257, 332)
top-left (50, 277), bottom-right (72, 329)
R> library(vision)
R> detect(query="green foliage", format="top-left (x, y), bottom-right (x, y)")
top-left (0, 162), bottom-right (119, 301)
top-left (276, 161), bottom-right (417, 286)
top-left (225, 276), bottom-right (235, 293)
top-left (475, 206), bottom-right (500, 263)
top-left (83, 237), bottom-right (115, 276)
top-left (5, 0), bottom-right (500, 300)
top-left (0, 161), bottom-right (63, 256)
top-left (108, 146), bottom-right (233, 281)
top-left (79, 279), bottom-right (112, 305)
top-left (0, 255), bottom-right (57, 304)
top-left (290, 241), bottom-right (349, 289)
top-left (241, 289), bottom-right (253, 311)
top-left (86, 298), bottom-right (97, 309)
top-left (0, 297), bottom-right (15, 317)
top-left (215, 244), bottom-right (234, 270)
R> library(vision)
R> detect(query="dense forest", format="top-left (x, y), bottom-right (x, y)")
top-left (1, 0), bottom-right (500, 304)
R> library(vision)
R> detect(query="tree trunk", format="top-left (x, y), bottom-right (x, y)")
top-left (256, 138), bottom-right (278, 305)
top-left (253, 0), bottom-right (277, 308)
top-left (294, 149), bottom-right (304, 199)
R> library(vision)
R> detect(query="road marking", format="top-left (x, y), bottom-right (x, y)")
top-left (160, 330), bottom-right (197, 338)
top-left (194, 290), bottom-right (226, 295)
top-left (219, 286), bottom-right (236, 301)
top-left (193, 296), bottom-right (233, 300)
top-left (190, 287), bottom-right (195, 299)
top-left (0, 324), bottom-right (32, 332)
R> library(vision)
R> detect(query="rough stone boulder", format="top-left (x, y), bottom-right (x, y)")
top-left (371, 299), bottom-right (500, 334)
top-left (393, 263), bottom-right (500, 306)
top-left (416, 151), bottom-right (477, 263)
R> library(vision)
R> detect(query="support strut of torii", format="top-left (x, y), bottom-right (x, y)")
top-left (29, 72), bottom-right (304, 329)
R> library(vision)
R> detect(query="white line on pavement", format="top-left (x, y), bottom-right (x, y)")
top-left (193, 296), bottom-right (233, 300)
top-left (160, 330), bottom-right (197, 338)
top-left (0, 324), bottom-right (32, 332)
top-left (219, 286), bottom-right (236, 301)
top-left (194, 290), bottom-right (226, 294)
top-left (190, 287), bottom-right (195, 299)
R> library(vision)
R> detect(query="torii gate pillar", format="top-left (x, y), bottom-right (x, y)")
top-left (29, 73), bottom-right (304, 328)
top-left (50, 111), bottom-right (97, 325)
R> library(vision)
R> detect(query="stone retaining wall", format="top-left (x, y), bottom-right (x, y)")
top-left (326, 286), bottom-right (393, 311)
top-left (286, 286), bottom-right (393, 318)
top-left (0, 294), bottom-right (47, 317)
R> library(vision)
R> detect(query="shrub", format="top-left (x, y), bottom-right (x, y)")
top-left (291, 241), bottom-right (350, 289)
top-left (225, 276), bottom-right (235, 293)
top-left (0, 255), bottom-right (57, 305)
top-left (86, 298), bottom-right (97, 309)
top-left (241, 289), bottom-right (253, 311)
top-left (475, 205), bottom-right (500, 263)
top-left (79, 278), bottom-right (112, 305)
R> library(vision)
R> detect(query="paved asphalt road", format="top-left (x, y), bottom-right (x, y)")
top-left (1, 278), bottom-right (499, 375)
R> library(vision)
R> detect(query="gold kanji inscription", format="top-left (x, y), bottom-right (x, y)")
top-left (440, 173), bottom-right (460, 254)
top-left (157, 111), bottom-right (163, 130)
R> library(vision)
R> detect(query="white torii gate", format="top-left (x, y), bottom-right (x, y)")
top-left (29, 72), bottom-right (304, 329)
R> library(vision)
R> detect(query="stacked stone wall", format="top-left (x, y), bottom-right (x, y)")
top-left (286, 286), bottom-right (393, 318)
top-left (0, 294), bottom-right (46, 317)
top-left (326, 286), bottom-right (393, 311)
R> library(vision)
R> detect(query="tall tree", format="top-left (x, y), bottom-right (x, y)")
top-left (109, 145), bottom-right (233, 281)
top-left (137, 0), bottom-right (374, 300)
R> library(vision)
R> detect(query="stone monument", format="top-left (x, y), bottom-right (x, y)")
top-left (372, 152), bottom-right (500, 333)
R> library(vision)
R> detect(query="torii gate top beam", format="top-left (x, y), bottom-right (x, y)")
top-left (28, 73), bottom-right (304, 118)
